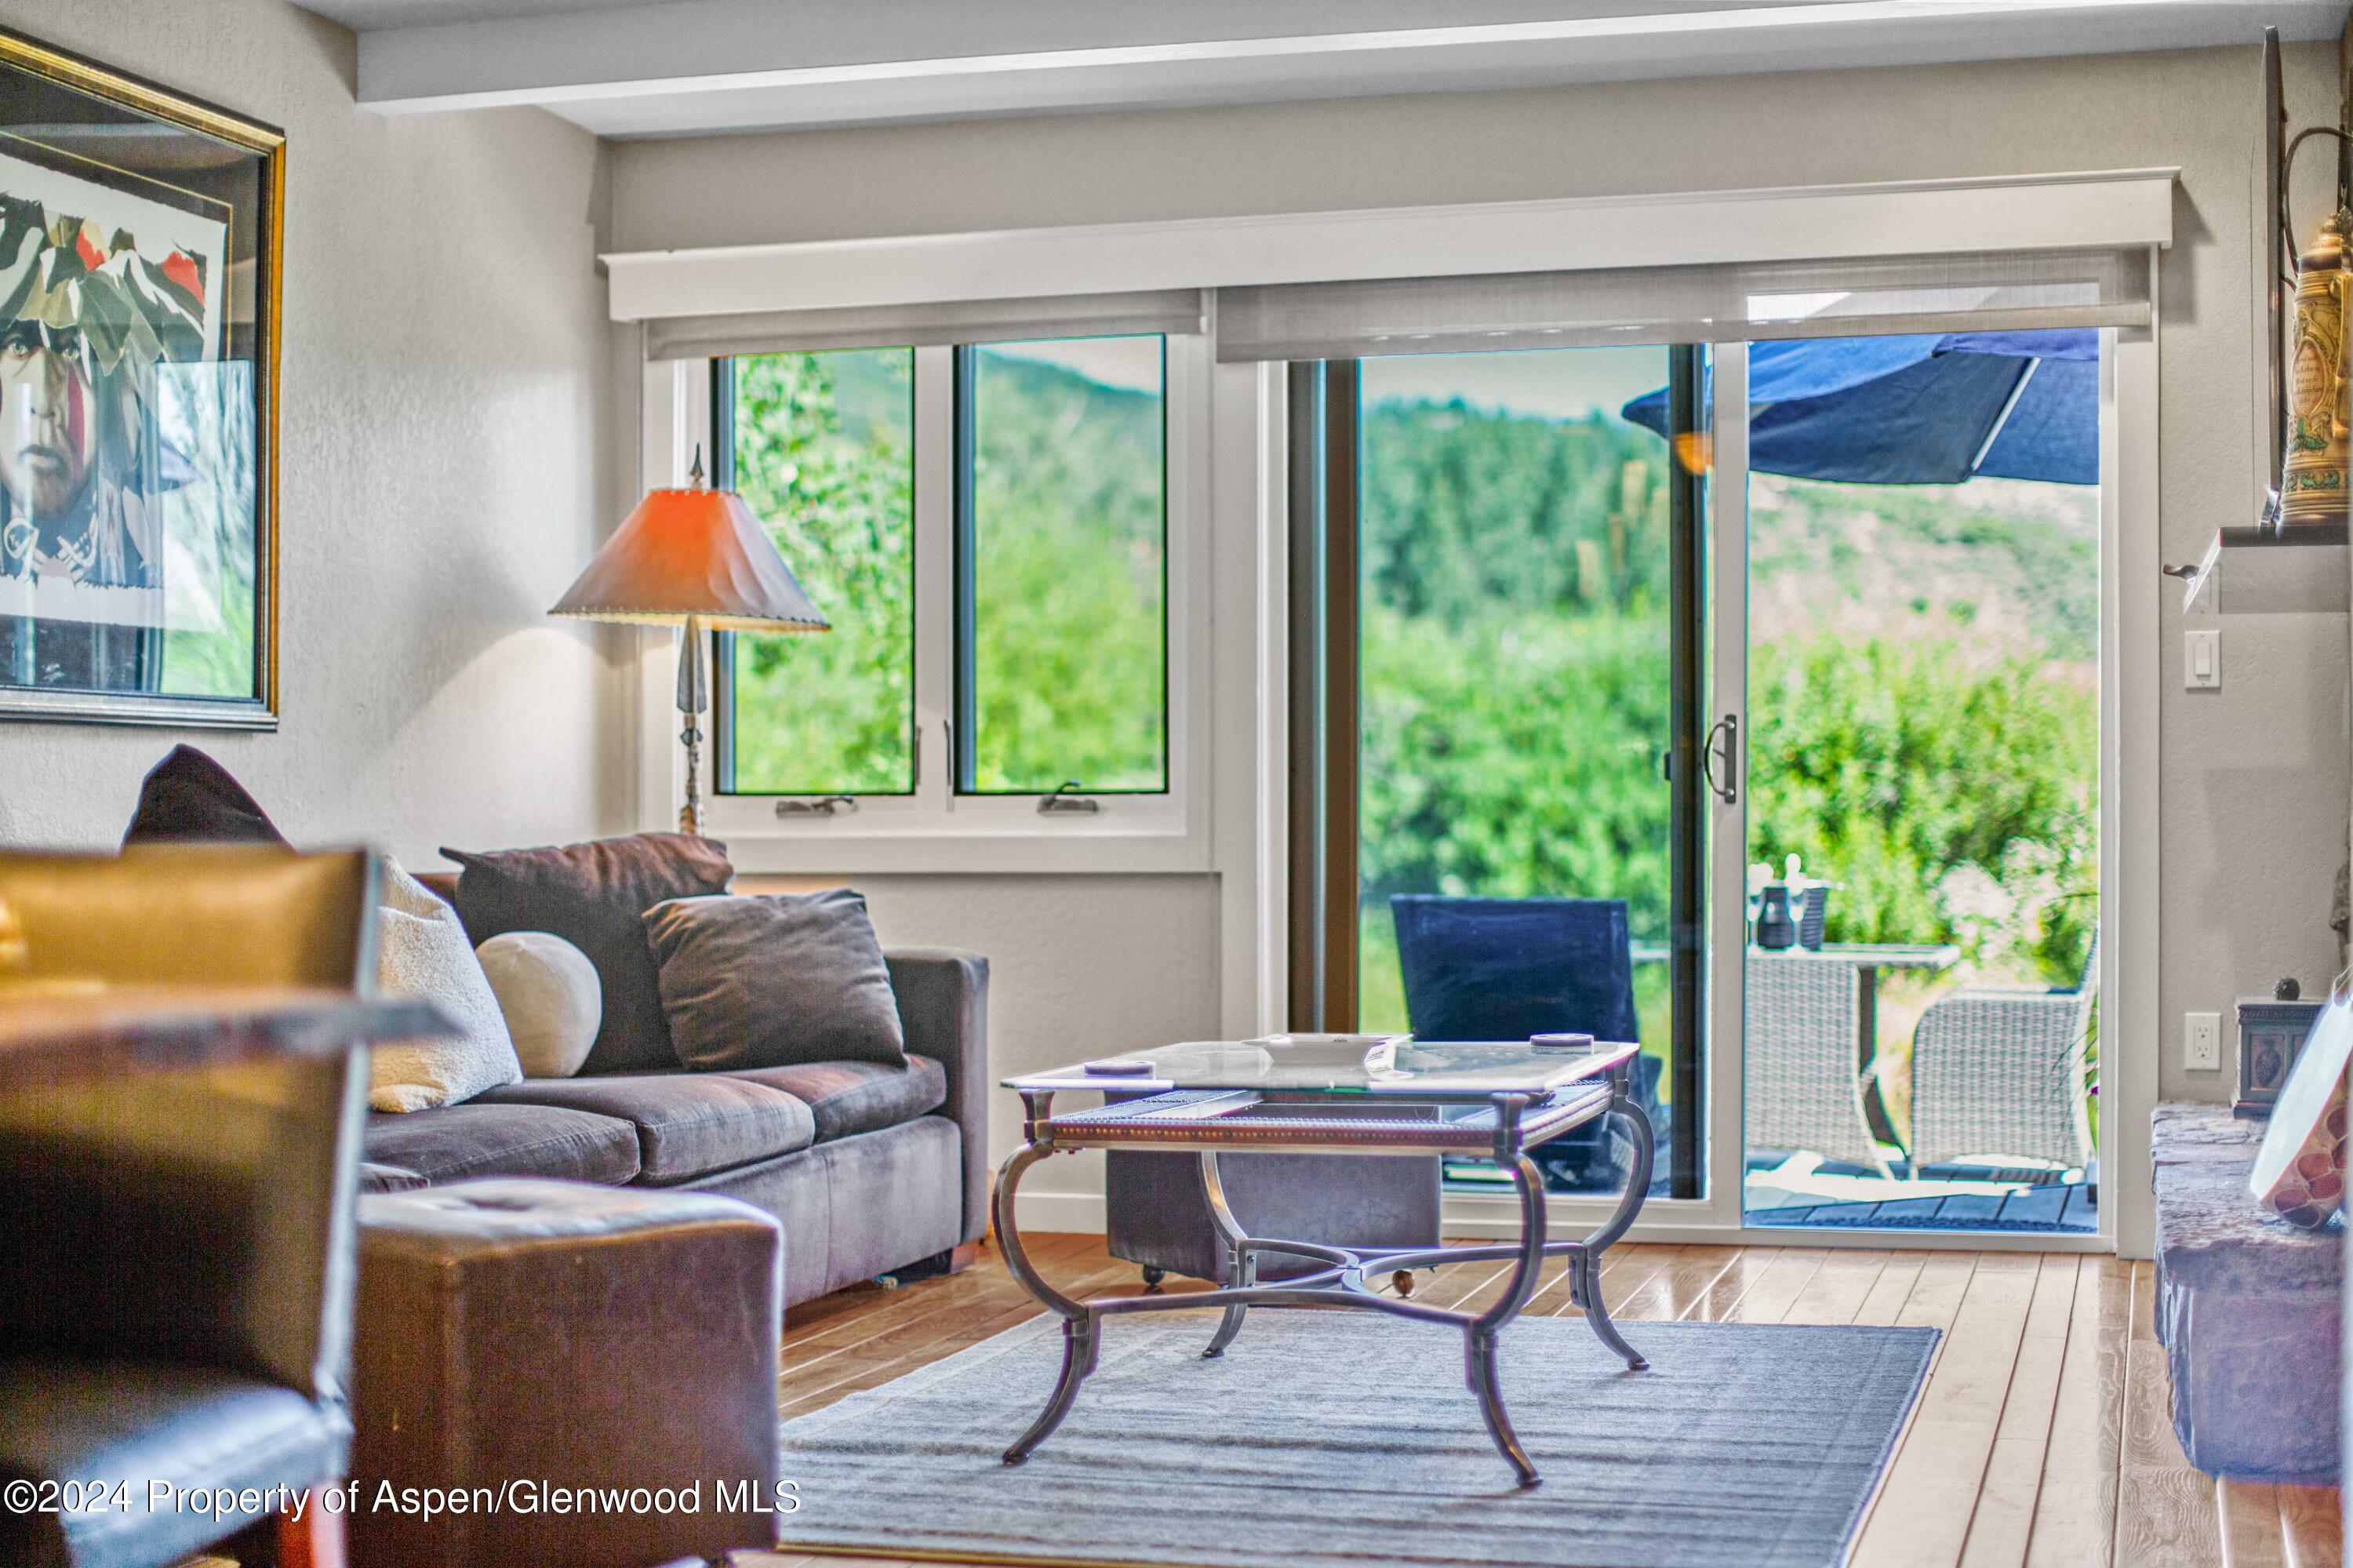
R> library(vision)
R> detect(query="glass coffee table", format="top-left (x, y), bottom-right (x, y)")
top-left (995, 1033), bottom-right (1653, 1487)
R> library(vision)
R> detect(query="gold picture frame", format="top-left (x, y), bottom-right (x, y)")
top-left (0, 27), bottom-right (283, 728)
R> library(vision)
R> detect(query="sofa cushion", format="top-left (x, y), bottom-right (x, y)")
top-left (440, 833), bottom-right (734, 1075)
top-left (363, 1102), bottom-right (642, 1186)
top-left (371, 871), bottom-right (525, 1112)
top-left (120, 744), bottom-right (289, 848)
top-left (478, 1074), bottom-right (816, 1184)
top-left (644, 890), bottom-right (905, 1072)
top-left (476, 930), bottom-right (602, 1078)
top-left (720, 1055), bottom-right (947, 1144)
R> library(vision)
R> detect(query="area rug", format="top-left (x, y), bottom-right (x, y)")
top-left (776, 1311), bottom-right (1938, 1568)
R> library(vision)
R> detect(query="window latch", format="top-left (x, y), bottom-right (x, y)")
top-left (776, 795), bottom-right (856, 817)
top-left (1038, 781), bottom-right (1100, 815)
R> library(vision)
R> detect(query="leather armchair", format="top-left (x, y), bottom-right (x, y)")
top-left (0, 846), bottom-right (378, 1568)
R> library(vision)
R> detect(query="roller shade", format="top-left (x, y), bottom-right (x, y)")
top-left (647, 288), bottom-right (1206, 361)
top-left (1213, 246), bottom-right (2148, 362)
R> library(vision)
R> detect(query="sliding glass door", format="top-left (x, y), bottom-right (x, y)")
top-left (1292, 329), bottom-right (2108, 1239)
top-left (1729, 333), bottom-right (2103, 1235)
top-left (1289, 345), bottom-right (1711, 1204)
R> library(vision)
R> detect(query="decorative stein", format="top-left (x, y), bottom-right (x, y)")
top-left (2236, 989), bottom-right (2325, 1118)
top-left (1755, 883), bottom-right (1798, 950)
top-left (2280, 212), bottom-right (2351, 528)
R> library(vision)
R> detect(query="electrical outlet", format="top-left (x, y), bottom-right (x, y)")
top-left (2184, 1011), bottom-right (2221, 1071)
top-left (2184, 628), bottom-right (2220, 689)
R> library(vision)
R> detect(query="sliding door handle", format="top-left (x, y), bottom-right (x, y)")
top-left (1700, 715), bottom-right (1739, 806)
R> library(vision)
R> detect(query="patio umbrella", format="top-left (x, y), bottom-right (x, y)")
top-left (1620, 329), bottom-right (2097, 486)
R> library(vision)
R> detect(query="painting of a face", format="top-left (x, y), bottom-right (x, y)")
top-left (0, 325), bottom-right (95, 518)
top-left (0, 34), bottom-right (278, 722)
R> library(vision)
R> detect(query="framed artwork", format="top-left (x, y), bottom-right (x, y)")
top-left (0, 28), bottom-right (282, 728)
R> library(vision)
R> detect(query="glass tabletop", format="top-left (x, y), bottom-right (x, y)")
top-left (1006, 1033), bottom-right (1638, 1097)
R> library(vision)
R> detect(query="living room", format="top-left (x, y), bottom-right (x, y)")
top-left (4, 2), bottom-right (2353, 1566)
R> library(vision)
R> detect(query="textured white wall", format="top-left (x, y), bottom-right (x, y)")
top-left (616, 42), bottom-right (2353, 1115)
top-left (856, 874), bottom-right (1224, 1193)
top-left (0, 0), bottom-right (627, 868)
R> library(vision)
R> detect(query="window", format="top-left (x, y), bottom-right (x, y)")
top-left (694, 329), bottom-right (1195, 862)
top-left (958, 337), bottom-right (1168, 793)
top-left (715, 347), bottom-right (915, 795)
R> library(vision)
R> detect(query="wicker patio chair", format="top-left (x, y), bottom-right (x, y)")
top-left (1907, 940), bottom-right (2097, 1173)
top-left (1744, 952), bottom-right (1893, 1177)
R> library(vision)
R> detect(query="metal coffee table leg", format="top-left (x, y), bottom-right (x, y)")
top-left (1199, 1151), bottom-right (1253, 1358)
top-left (1463, 1150), bottom-right (1551, 1487)
top-left (1577, 1084), bottom-right (1653, 1371)
top-left (1006, 1313), bottom-right (1100, 1464)
top-left (995, 1133), bottom-right (1100, 1464)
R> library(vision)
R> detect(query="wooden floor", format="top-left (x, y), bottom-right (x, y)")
top-left (742, 1235), bottom-right (2340, 1568)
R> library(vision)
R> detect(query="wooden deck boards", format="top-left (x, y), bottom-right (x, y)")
top-left (1749, 1183), bottom-right (2098, 1233)
top-left (740, 1235), bottom-right (2338, 1568)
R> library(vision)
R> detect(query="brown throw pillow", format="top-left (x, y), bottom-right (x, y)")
top-left (122, 744), bottom-right (289, 847)
top-left (643, 890), bottom-right (906, 1072)
top-left (440, 834), bottom-right (733, 1073)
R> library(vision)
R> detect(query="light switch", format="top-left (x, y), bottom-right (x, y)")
top-left (2184, 628), bottom-right (2220, 689)
top-left (2185, 1011), bottom-right (2221, 1071)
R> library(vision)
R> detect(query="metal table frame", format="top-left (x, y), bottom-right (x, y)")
top-left (991, 1066), bottom-right (1653, 1487)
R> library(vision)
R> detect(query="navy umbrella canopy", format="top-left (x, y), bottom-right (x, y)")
top-left (1621, 329), bottom-right (2097, 486)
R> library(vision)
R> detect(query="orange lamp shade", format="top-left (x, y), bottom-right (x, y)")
top-left (549, 485), bottom-right (829, 632)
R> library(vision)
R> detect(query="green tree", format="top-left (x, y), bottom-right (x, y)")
top-left (967, 347), bottom-right (1165, 791)
top-left (727, 348), bottom-right (915, 793)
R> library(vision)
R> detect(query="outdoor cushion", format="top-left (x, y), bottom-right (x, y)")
top-left (479, 1073), bottom-right (816, 1184)
top-left (720, 1055), bottom-right (947, 1144)
top-left (644, 890), bottom-right (906, 1072)
top-left (440, 833), bottom-right (735, 1075)
top-left (363, 1101), bottom-right (642, 1187)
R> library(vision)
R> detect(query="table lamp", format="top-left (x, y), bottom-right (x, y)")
top-left (551, 451), bottom-right (828, 834)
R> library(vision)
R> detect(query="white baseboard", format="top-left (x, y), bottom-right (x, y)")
top-left (1010, 1188), bottom-right (1107, 1235)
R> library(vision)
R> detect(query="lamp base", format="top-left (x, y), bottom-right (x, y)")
top-left (677, 613), bottom-right (707, 837)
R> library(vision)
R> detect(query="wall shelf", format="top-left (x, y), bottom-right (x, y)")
top-left (2177, 523), bottom-right (2348, 615)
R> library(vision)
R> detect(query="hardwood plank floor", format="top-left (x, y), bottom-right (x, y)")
top-left (738, 1235), bottom-right (2341, 1568)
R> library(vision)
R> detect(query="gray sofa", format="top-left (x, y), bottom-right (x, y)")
top-left (358, 904), bottom-right (989, 1309)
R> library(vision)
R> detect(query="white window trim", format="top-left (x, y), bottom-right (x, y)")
top-left (633, 333), bottom-right (1215, 875)
top-left (605, 169), bottom-right (2177, 321)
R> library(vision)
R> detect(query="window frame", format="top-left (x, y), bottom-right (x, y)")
top-left (953, 336), bottom-right (1173, 798)
top-left (711, 348), bottom-right (922, 802)
top-left (635, 335), bottom-right (1212, 874)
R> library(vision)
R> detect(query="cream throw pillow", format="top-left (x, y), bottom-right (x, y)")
top-left (475, 931), bottom-right (602, 1078)
top-left (370, 860), bottom-right (523, 1112)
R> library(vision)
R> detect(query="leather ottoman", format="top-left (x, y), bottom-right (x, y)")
top-left (351, 1179), bottom-right (784, 1567)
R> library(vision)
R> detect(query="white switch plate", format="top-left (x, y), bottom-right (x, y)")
top-left (2184, 1010), bottom-right (2221, 1071)
top-left (2184, 628), bottom-right (2220, 689)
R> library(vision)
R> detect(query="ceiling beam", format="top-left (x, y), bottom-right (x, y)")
top-left (347, 0), bottom-right (2350, 138)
